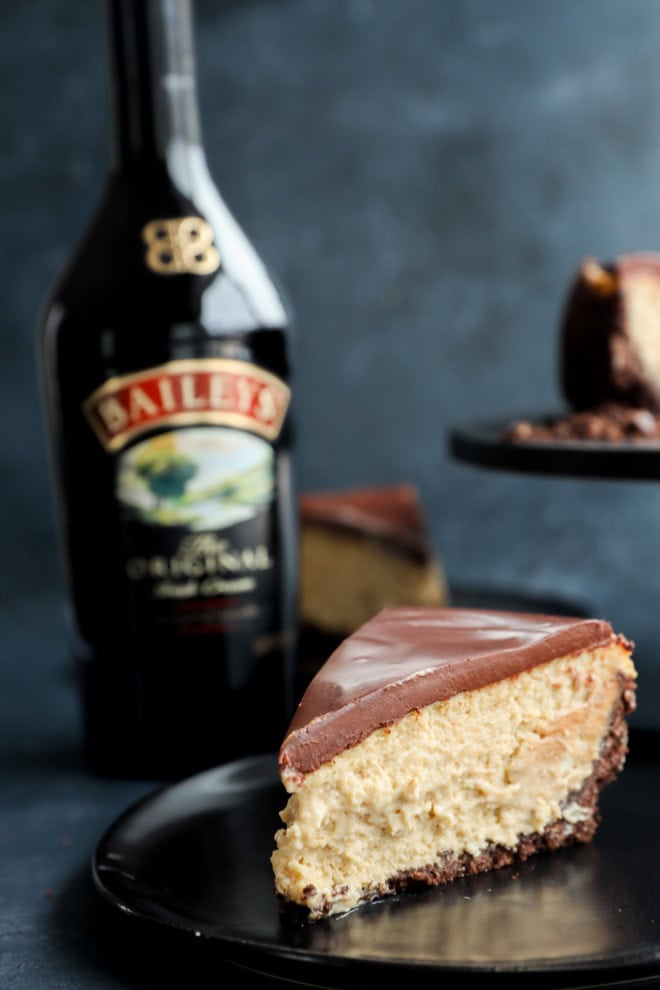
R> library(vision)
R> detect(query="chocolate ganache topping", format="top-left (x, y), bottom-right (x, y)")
top-left (299, 483), bottom-right (433, 561)
top-left (279, 607), bottom-right (621, 777)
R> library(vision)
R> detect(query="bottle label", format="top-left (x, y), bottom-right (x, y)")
top-left (142, 216), bottom-right (221, 275)
top-left (83, 357), bottom-right (290, 452)
top-left (117, 425), bottom-right (278, 633)
top-left (82, 359), bottom-right (290, 638)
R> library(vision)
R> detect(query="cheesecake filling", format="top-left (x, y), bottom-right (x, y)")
top-left (272, 641), bottom-right (635, 919)
top-left (300, 525), bottom-right (446, 637)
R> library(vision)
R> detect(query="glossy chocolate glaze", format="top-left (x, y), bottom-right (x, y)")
top-left (280, 607), bottom-right (621, 776)
top-left (299, 483), bottom-right (432, 561)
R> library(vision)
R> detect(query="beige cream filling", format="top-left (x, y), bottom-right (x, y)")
top-left (622, 272), bottom-right (660, 387)
top-left (272, 643), bottom-right (634, 918)
top-left (299, 525), bottom-right (448, 636)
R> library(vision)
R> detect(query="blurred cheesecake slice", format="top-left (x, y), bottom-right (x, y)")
top-left (299, 482), bottom-right (448, 636)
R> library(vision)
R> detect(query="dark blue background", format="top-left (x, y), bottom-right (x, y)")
top-left (3, 3), bottom-right (660, 985)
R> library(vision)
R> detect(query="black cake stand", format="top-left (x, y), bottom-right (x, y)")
top-left (449, 409), bottom-right (660, 480)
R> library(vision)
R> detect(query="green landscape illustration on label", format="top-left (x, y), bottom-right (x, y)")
top-left (116, 426), bottom-right (274, 530)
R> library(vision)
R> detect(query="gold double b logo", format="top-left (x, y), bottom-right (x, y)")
top-left (142, 216), bottom-right (221, 275)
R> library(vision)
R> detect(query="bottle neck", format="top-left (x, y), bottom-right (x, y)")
top-left (106, 0), bottom-right (204, 172)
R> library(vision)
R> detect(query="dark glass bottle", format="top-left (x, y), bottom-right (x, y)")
top-left (37, 0), bottom-right (297, 779)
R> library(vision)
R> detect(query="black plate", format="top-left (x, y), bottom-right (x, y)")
top-left (93, 742), bottom-right (660, 989)
top-left (449, 412), bottom-right (660, 479)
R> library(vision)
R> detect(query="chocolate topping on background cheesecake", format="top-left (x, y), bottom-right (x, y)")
top-left (504, 252), bottom-right (660, 443)
top-left (561, 253), bottom-right (660, 412)
top-left (300, 484), bottom-right (438, 563)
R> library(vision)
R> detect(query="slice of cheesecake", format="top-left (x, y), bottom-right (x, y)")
top-left (272, 606), bottom-right (637, 922)
top-left (299, 482), bottom-right (448, 639)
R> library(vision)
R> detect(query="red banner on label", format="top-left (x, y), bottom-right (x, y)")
top-left (83, 358), bottom-right (290, 452)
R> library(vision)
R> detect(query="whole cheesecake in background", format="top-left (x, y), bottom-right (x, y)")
top-left (504, 252), bottom-right (660, 442)
top-left (272, 606), bottom-right (637, 922)
top-left (561, 253), bottom-right (660, 412)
